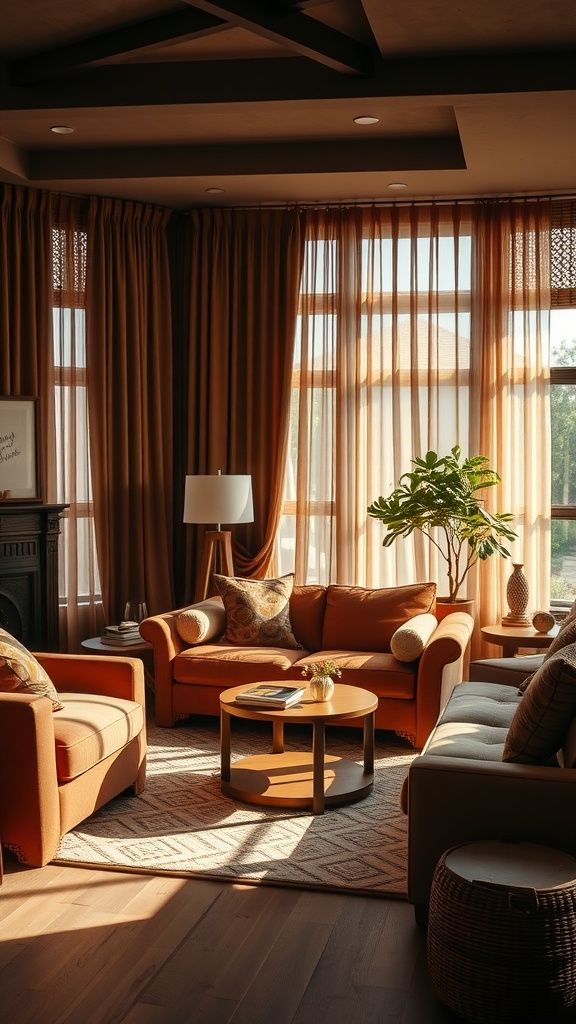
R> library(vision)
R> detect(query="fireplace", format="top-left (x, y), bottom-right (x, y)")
top-left (0, 503), bottom-right (67, 651)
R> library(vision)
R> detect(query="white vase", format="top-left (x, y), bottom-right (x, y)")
top-left (309, 675), bottom-right (335, 702)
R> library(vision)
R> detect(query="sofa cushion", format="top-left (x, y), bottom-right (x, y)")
top-left (422, 681), bottom-right (521, 761)
top-left (321, 583), bottom-right (436, 653)
top-left (503, 643), bottom-right (576, 765)
top-left (0, 627), bottom-right (64, 711)
top-left (296, 650), bottom-right (417, 699)
top-left (390, 613), bottom-right (438, 662)
top-left (176, 598), bottom-right (226, 646)
top-left (54, 692), bottom-right (144, 782)
top-left (174, 643), bottom-right (306, 686)
top-left (469, 655), bottom-right (543, 689)
top-left (213, 573), bottom-right (300, 648)
top-left (289, 586), bottom-right (327, 652)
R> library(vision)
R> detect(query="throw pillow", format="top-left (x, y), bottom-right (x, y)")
top-left (542, 614), bottom-right (576, 662)
top-left (321, 582), bottom-right (437, 653)
top-left (213, 573), bottom-right (301, 648)
top-left (503, 642), bottom-right (576, 764)
top-left (176, 599), bottom-right (226, 646)
top-left (390, 613), bottom-right (438, 662)
top-left (0, 627), bottom-right (63, 711)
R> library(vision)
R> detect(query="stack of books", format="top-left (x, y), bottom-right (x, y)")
top-left (100, 620), bottom-right (143, 646)
top-left (234, 684), bottom-right (305, 708)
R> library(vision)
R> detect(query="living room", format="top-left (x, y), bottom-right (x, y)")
top-left (2, 2), bottom-right (576, 1021)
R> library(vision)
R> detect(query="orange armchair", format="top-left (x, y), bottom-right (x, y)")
top-left (0, 652), bottom-right (146, 867)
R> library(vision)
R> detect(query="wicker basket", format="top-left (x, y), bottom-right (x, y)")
top-left (427, 842), bottom-right (576, 1024)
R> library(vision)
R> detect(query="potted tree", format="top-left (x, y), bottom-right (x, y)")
top-left (367, 446), bottom-right (517, 607)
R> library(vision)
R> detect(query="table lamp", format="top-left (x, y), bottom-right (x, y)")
top-left (183, 471), bottom-right (254, 601)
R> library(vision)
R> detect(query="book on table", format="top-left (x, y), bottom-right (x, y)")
top-left (234, 684), bottom-right (305, 708)
top-left (101, 621), bottom-right (142, 645)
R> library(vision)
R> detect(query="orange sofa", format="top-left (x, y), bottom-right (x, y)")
top-left (0, 652), bottom-right (146, 867)
top-left (141, 583), bottom-right (474, 748)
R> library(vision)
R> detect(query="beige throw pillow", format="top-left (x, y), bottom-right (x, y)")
top-left (390, 613), bottom-right (438, 662)
top-left (503, 642), bottom-right (576, 764)
top-left (213, 573), bottom-right (301, 648)
top-left (176, 599), bottom-right (226, 646)
top-left (0, 627), bottom-right (63, 711)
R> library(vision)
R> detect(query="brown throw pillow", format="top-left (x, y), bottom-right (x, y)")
top-left (213, 573), bottom-right (301, 648)
top-left (503, 642), bottom-right (576, 764)
top-left (0, 627), bottom-right (63, 711)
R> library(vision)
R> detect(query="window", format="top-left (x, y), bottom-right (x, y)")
top-left (550, 203), bottom-right (576, 609)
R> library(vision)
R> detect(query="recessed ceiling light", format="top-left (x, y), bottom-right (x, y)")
top-left (50, 125), bottom-right (75, 134)
top-left (205, 187), bottom-right (225, 194)
top-left (388, 182), bottom-right (408, 190)
top-left (354, 115), bottom-right (379, 125)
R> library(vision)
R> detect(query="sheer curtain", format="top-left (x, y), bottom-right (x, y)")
top-left (472, 201), bottom-right (551, 651)
top-left (279, 202), bottom-right (551, 655)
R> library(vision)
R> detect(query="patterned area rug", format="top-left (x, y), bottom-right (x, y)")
top-left (54, 717), bottom-right (415, 897)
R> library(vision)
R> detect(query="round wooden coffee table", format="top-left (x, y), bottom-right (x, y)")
top-left (219, 682), bottom-right (378, 815)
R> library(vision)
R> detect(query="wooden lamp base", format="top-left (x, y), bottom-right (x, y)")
top-left (196, 530), bottom-right (234, 601)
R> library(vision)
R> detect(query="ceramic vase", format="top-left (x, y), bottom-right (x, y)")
top-left (502, 563), bottom-right (531, 625)
top-left (309, 675), bottom-right (335, 702)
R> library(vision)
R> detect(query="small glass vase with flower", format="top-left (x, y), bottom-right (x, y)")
top-left (301, 659), bottom-right (342, 702)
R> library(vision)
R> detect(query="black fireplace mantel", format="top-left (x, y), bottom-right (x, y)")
top-left (0, 503), bottom-right (68, 651)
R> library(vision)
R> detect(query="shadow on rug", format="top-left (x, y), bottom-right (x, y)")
top-left (54, 717), bottom-right (416, 897)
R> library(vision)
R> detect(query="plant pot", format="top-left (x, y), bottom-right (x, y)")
top-left (309, 675), bottom-right (335, 702)
top-left (435, 598), bottom-right (475, 621)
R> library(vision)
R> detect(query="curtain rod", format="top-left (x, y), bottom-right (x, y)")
top-left (183, 193), bottom-right (576, 214)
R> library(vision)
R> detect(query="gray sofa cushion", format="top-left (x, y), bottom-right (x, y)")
top-left (424, 681), bottom-right (521, 761)
top-left (469, 655), bottom-right (543, 687)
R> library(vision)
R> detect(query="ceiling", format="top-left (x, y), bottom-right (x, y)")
top-left (1, 0), bottom-right (576, 210)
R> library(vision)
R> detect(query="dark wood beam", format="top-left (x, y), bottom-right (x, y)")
top-left (9, 9), bottom-right (229, 86)
top-left (3, 50), bottom-right (575, 111)
top-left (182, 0), bottom-right (374, 76)
top-left (28, 136), bottom-right (465, 181)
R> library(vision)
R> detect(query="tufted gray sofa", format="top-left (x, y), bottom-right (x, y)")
top-left (405, 651), bottom-right (576, 925)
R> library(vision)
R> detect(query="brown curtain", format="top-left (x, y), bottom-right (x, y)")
top-left (86, 197), bottom-right (175, 622)
top-left (0, 185), bottom-right (54, 493)
top-left (472, 200), bottom-right (551, 657)
top-left (181, 208), bottom-right (304, 595)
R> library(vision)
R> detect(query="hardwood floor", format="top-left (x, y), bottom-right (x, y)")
top-left (0, 853), bottom-right (459, 1024)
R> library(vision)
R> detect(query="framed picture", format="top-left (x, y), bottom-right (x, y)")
top-left (0, 396), bottom-right (41, 501)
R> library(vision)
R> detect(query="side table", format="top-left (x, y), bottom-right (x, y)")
top-left (80, 636), bottom-right (155, 690)
top-left (481, 622), bottom-right (559, 658)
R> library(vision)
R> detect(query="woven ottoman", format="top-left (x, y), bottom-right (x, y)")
top-left (427, 841), bottom-right (576, 1024)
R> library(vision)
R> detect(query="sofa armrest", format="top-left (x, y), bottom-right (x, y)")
top-left (469, 654), bottom-right (543, 687)
top-left (407, 753), bottom-right (576, 907)
top-left (0, 692), bottom-right (60, 866)
top-left (34, 652), bottom-right (146, 705)
top-left (140, 599), bottom-right (224, 726)
top-left (413, 611), bottom-right (474, 747)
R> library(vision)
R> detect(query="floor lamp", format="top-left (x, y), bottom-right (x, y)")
top-left (183, 471), bottom-right (254, 601)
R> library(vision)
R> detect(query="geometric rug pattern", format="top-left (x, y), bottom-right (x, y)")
top-left (54, 717), bottom-right (416, 897)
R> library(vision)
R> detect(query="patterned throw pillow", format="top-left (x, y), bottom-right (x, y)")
top-left (0, 627), bottom-right (64, 711)
top-left (213, 573), bottom-right (301, 648)
top-left (503, 642), bottom-right (576, 764)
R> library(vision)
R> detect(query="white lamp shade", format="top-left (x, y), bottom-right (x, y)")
top-left (183, 474), bottom-right (254, 528)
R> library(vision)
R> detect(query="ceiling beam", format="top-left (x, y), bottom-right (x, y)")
top-left (182, 0), bottom-right (374, 76)
top-left (28, 135), bottom-right (466, 181)
top-left (3, 50), bottom-right (576, 111)
top-left (9, 9), bottom-right (229, 86)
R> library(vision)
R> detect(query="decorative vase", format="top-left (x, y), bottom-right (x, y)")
top-left (502, 563), bottom-right (531, 626)
top-left (309, 675), bottom-right (335, 702)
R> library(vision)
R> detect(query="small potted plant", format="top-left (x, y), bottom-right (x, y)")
top-left (367, 446), bottom-right (517, 606)
top-left (302, 659), bottom-right (342, 702)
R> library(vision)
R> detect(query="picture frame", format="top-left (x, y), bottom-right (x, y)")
top-left (0, 396), bottom-right (41, 502)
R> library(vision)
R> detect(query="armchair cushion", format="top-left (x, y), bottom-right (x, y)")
top-left (54, 692), bottom-right (144, 782)
top-left (0, 627), bottom-right (63, 711)
top-left (503, 643), bottom-right (576, 764)
top-left (213, 573), bottom-right (300, 648)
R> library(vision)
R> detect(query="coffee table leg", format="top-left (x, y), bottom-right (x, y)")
top-left (312, 720), bottom-right (326, 815)
top-left (272, 719), bottom-right (284, 753)
top-left (363, 710), bottom-right (375, 775)
top-left (220, 708), bottom-right (231, 783)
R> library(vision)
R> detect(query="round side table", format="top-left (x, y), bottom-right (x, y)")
top-left (481, 622), bottom-right (560, 658)
top-left (427, 841), bottom-right (576, 1023)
